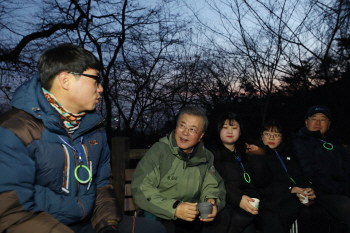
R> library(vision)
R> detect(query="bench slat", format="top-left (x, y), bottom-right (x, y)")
top-left (124, 198), bottom-right (137, 211)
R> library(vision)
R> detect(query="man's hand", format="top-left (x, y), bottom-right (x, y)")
top-left (199, 198), bottom-right (217, 222)
top-left (175, 202), bottom-right (198, 222)
top-left (239, 195), bottom-right (258, 215)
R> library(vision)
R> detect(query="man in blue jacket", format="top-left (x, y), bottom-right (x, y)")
top-left (290, 105), bottom-right (350, 232)
top-left (0, 44), bottom-right (165, 233)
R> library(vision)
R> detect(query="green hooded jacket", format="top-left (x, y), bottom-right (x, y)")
top-left (131, 131), bottom-right (226, 220)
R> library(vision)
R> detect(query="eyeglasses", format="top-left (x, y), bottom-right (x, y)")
top-left (177, 123), bottom-right (200, 135)
top-left (69, 72), bottom-right (101, 84)
top-left (263, 132), bottom-right (282, 139)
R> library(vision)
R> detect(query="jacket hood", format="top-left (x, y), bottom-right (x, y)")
top-left (11, 74), bottom-right (103, 137)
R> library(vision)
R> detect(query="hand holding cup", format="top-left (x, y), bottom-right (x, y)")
top-left (249, 198), bottom-right (260, 210)
top-left (199, 198), bottom-right (217, 222)
top-left (197, 202), bottom-right (212, 219)
top-left (300, 191), bottom-right (309, 204)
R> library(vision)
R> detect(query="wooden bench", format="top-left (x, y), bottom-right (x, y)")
top-left (111, 137), bottom-right (147, 215)
top-left (124, 168), bottom-right (137, 214)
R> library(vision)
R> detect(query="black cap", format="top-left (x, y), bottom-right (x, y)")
top-left (305, 105), bottom-right (332, 120)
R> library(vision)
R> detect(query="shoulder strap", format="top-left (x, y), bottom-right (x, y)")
top-left (0, 108), bottom-right (45, 146)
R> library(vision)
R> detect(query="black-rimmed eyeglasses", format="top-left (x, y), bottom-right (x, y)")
top-left (69, 72), bottom-right (101, 84)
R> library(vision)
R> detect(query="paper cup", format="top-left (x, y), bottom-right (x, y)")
top-left (249, 198), bottom-right (260, 209)
top-left (300, 192), bottom-right (309, 204)
top-left (197, 202), bottom-right (213, 219)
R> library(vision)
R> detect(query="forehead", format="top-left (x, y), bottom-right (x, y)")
top-left (179, 113), bottom-right (203, 127)
top-left (309, 113), bottom-right (328, 119)
top-left (264, 126), bottom-right (280, 133)
top-left (224, 119), bottom-right (239, 125)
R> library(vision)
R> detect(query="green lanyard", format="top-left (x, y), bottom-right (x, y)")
top-left (59, 136), bottom-right (91, 184)
top-left (318, 139), bottom-right (333, 150)
top-left (234, 150), bottom-right (251, 183)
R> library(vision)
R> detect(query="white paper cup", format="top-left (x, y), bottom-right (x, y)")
top-left (249, 198), bottom-right (260, 209)
top-left (300, 192), bottom-right (309, 204)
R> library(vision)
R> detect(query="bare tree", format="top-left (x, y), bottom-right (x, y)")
top-left (0, 0), bottom-right (191, 141)
top-left (108, 11), bottom-right (189, 136)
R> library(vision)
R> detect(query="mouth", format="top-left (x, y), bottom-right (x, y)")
top-left (180, 137), bottom-right (188, 143)
top-left (268, 142), bottom-right (275, 145)
top-left (227, 136), bottom-right (233, 138)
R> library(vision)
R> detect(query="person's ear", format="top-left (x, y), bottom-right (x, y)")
top-left (57, 72), bottom-right (71, 90)
top-left (199, 132), bottom-right (205, 142)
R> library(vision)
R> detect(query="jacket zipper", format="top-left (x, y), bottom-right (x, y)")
top-left (61, 144), bottom-right (70, 193)
top-left (82, 143), bottom-right (93, 190)
top-left (60, 123), bottom-right (86, 220)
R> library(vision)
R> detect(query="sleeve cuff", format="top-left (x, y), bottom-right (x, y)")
top-left (172, 200), bottom-right (181, 209)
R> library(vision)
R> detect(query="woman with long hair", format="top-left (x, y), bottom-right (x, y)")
top-left (210, 112), bottom-right (281, 233)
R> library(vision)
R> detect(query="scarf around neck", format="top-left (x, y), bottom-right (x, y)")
top-left (42, 88), bottom-right (86, 134)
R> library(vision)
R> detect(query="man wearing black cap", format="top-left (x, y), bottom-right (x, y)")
top-left (304, 105), bottom-right (332, 137)
top-left (290, 105), bottom-right (350, 232)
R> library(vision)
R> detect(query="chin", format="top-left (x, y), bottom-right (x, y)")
top-left (86, 108), bottom-right (97, 112)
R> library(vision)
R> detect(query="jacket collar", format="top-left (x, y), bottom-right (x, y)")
top-left (299, 127), bottom-right (333, 140)
top-left (161, 130), bottom-right (208, 166)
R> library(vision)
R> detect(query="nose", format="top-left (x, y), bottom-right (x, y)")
top-left (182, 128), bottom-right (190, 135)
top-left (97, 83), bottom-right (103, 93)
top-left (315, 119), bottom-right (321, 124)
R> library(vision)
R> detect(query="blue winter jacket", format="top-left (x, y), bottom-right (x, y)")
top-left (0, 75), bottom-right (120, 232)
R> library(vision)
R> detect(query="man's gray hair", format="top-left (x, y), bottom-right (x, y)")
top-left (176, 106), bottom-right (208, 132)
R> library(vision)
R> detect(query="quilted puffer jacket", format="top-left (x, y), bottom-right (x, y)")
top-left (0, 74), bottom-right (121, 233)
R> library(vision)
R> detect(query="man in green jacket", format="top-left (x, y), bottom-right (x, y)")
top-left (131, 106), bottom-right (229, 233)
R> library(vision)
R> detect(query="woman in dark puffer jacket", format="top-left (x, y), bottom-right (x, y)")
top-left (210, 112), bottom-right (284, 233)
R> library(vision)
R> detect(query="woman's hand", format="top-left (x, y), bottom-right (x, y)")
top-left (291, 186), bottom-right (307, 203)
top-left (239, 195), bottom-right (258, 215)
top-left (245, 143), bottom-right (258, 153)
top-left (304, 187), bottom-right (316, 200)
